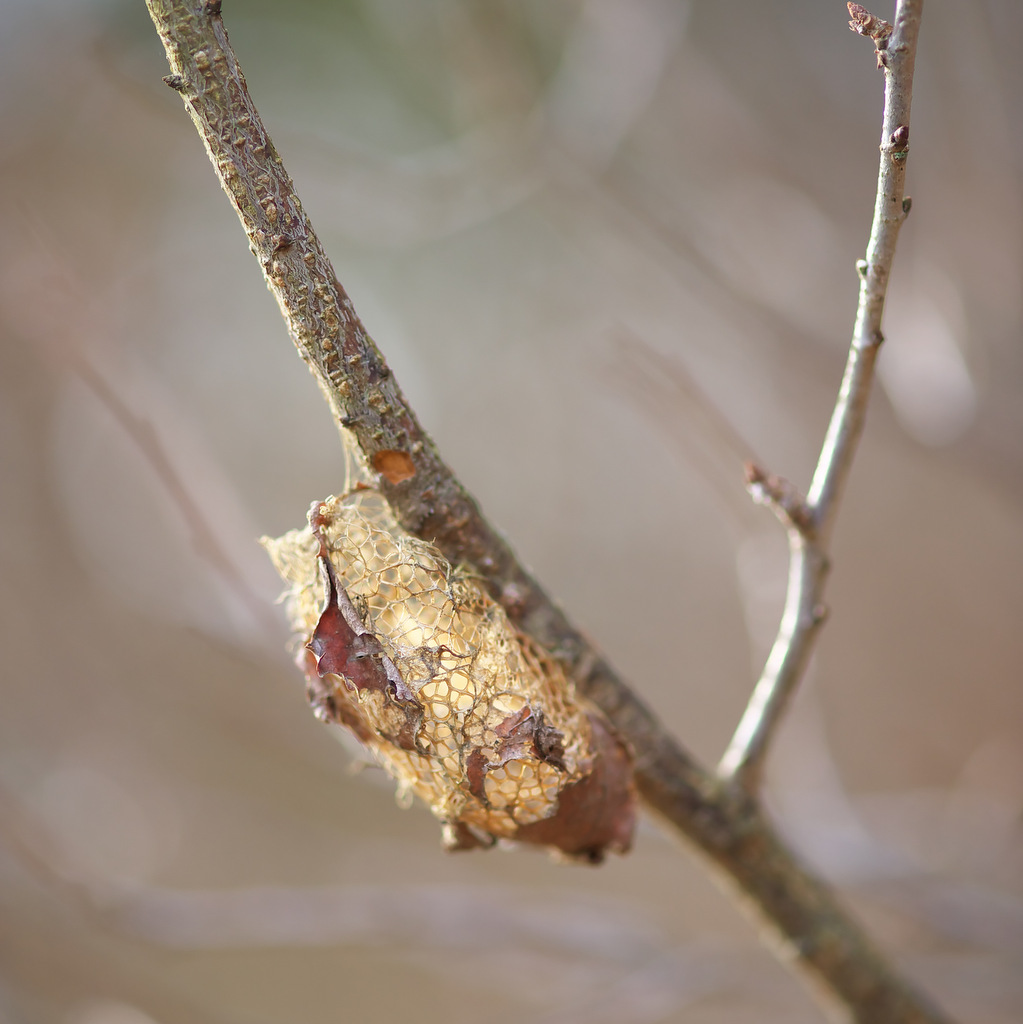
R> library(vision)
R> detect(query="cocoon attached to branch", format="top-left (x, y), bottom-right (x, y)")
top-left (263, 490), bottom-right (636, 862)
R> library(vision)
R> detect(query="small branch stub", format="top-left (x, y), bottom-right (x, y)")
top-left (262, 491), bottom-right (637, 862)
top-left (147, 0), bottom-right (952, 1019)
top-left (847, 3), bottom-right (893, 43)
top-left (744, 462), bottom-right (813, 535)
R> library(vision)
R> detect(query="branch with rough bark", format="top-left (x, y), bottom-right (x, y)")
top-left (145, 1), bottom-right (949, 1021)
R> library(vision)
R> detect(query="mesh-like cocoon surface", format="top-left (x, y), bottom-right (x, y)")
top-left (263, 491), bottom-right (634, 859)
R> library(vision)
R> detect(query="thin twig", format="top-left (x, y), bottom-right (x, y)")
top-left (718, 0), bottom-right (922, 794)
top-left (145, 3), bottom-right (952, 1021)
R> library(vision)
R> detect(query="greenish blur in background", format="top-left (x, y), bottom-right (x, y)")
top-left (1, 2), bottom-right (1022, 1022)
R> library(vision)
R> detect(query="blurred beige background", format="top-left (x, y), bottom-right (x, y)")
top-left (1, 1), bottom-right (1021, 1022)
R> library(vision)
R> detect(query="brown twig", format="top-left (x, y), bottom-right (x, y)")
top-left (145, 2), bottom-right (951, 1021)
top-left (719, 0), bottom-right (921, 797)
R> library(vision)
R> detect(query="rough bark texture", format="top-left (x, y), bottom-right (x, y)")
top-left (146, 1), bottom-right (950, 1021)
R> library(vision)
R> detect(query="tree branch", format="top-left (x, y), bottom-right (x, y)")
top-left (145, 2), bottom-right (952, 1021)
top-left (718, 0), bottom-right (922, 794)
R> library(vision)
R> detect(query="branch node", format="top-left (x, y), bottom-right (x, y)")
top-left (847, 4), bottom-right (893, 44)
top-left (162, 73), bottom-right (185, 91)
top-left (744, 462), bottom-right (813, 535)
top-left (855, 259), bottom-right (869, 279)
top-left (902, 195), bottom-right (913, 216)
top-left (882, 126), bottom-right (911, 162)
top-left (204, 0), bottom-right (222, 15)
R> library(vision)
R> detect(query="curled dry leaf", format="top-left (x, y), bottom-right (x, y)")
top-left (262, 491), bottom-right (636, 862)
